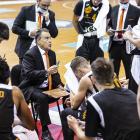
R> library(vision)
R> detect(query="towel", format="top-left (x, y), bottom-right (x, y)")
top-left (93, 0), bottom-right (109, 38)
top-left (64, 62), bottom-right (79, 94)
top-left (13, 105), bottom-right (39, 140)
top-left (13, 125), bottom-right (39, 140)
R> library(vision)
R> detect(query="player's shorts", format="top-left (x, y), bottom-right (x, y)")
top-left (76, 36), bottom-right (104, 64)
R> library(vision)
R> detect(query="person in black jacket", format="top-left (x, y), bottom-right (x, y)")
top-left (12, 0), bottom-right (58, 64)
top-left (19, 29), bottom-right (64, 140)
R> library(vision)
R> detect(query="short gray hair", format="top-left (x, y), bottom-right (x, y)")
top-left (35, 28), bottom-right (49, 43)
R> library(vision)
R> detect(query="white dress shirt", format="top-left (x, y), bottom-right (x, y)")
top-left (38, 46), bottom-right (49, 88)
top-left (113, 2), bottom-right (129, 41)
top-left (29, 5), bottom-right (50, 49)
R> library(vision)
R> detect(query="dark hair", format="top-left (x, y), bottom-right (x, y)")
top-left (0, 22), bottom-right (9, 40)
top-left (35, 28), bottom-right (49, 43)
top-left (70, 56), bottom-right (90, 73)
top-left (91, 57), bottom-right (114, 86)
top-left (0, 55), bottom-right (10, 83)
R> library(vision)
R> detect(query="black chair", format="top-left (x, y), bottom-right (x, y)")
top-left (10, 64), bottom-right (38, 133)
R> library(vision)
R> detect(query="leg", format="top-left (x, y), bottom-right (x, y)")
top-left (30, 89), bottom-right (51, 128)
top-left (121, 46), bottom-right (132, 79)
top-left (61, 107), bottom-right (85, 140)
top-left (76, 37), bottom-right (90, 61)
top-left (109, 42), bottom-right (121, 78)
top-left (89, 37), bottom-right (104, 64)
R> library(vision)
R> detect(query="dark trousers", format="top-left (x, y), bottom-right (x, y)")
top-left (30, 88), bottom-right (58, 127)
top-left (109, 41), bottom-right (131, 79)
top-left (76, 36), bottom-right (104, 64)
top-left (61, 107), bottom-right (86, 140)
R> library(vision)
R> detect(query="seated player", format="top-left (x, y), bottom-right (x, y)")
top-left (67, 57), bottom-right (140, 140)
top-left (0, 56), bottom-right (35, 140)
top-left (0, 22), bottom-right (9, 43)
top-left (62, 56), bottom-right (122, 140)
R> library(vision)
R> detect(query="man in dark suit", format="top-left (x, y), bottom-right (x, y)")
top-left (107, 0), bottom-right (140, 79)
top-left (12, 0), bottom-right (58, 64)
top-left (19, 28), bottom-right (64, 140)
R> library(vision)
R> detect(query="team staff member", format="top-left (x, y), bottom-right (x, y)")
top-left (67, 58), bottom-right (140, 140)
top-left (0, 56), bottom-right (35, 140)
top-left (73, 0), bottom-right (111, 64)
top-left (107, 0), bottom-right (140, 79)
top-left (0, 22), bottom-right (9, 43)
top-left (12, 0), bottom-right (58, 64)
top-left (19, 29), bottom-right (64, 140)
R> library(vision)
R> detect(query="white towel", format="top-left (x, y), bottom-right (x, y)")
top-left (13, 105), bottom-right (39, 140)
top-left (13, 125), bottom-right (39, 140)
top-left (64, 62), bottom-right (79, 94)
top-left (93, 0), bottom-right (109, 38)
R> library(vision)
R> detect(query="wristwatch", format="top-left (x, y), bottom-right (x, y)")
top-left (46, 70), bottom-right (50, 76)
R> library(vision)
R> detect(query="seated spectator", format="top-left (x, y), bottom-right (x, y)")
top-left (67, 57), bottom-right (140, 140)
top-left (0, 22), bottom-right (9, 43)
top-left (19, 28), bottom-right (64, 140)
top-left (62, 56), bottom-right (122, 140)
top-left (0, 56), bottom-right (35, 140)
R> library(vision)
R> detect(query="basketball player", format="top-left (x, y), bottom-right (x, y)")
top-left (0, 56), bottom-right (35, 140)
top-left (67, 57), bottom-right (140, 140)
top-left (62, 56), bottom-right (122, 140)
top-left (73, 0), bottom-right (111, 64)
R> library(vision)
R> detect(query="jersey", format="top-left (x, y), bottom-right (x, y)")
top-left (74, 0), bottom-right (111, 34)
top-left (129, 48), bottom-right (140, 94)
top-left (86, 87), bottom-right (140, 140)
top-left (0, 84), bottom-right (16, 140)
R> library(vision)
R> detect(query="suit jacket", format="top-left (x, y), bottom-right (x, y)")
top-left (19, 46), bottom-right (63, 102)
top-left (107, 4), bottom-right (140, 51)
top-left (12, 4), bottom-right (58, 58)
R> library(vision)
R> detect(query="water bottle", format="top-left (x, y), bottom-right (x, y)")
top-left (126, 25), bottom-right (134, 54)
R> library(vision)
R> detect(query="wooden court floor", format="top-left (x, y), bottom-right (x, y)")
top-left (0, 0), bottom-right (125, 84)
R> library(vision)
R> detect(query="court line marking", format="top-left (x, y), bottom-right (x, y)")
top-left (63, 1), bottom-right (75, 10)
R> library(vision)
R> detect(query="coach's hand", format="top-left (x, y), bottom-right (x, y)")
top-left (44, 11), bottom-right (49, 22)
top-left (48, 65), bottom-right (58, 75)
top-left (107, 29), bottom-right (115, 36)
top-left (30, 28), bottom-right (39, 36)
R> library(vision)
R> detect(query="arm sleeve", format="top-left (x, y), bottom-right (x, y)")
top-left (85, 100), bottom-right (100, 137)
top-left (12, 7), bottom-right (29, 38)
top-left (43, 12), bottom-right (58, 38)
top-left (73, 1), bottom-right (83, 16)
top-left (22, 53), bottom-right (46, 81)
top-left (107, 4), bottom-right (112, 19)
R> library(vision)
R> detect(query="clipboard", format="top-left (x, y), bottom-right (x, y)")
top-left (112, 29), bottom-right (126, 33)
top-left (43, 89), bottom-right (69, 98)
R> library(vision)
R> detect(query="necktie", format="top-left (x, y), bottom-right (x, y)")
top-left (45, 52), bottom-right (52, 90)
top-left (118, 8), bottom-right (125, 39)
top-left (38, 12), bottom-right (41, 28)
